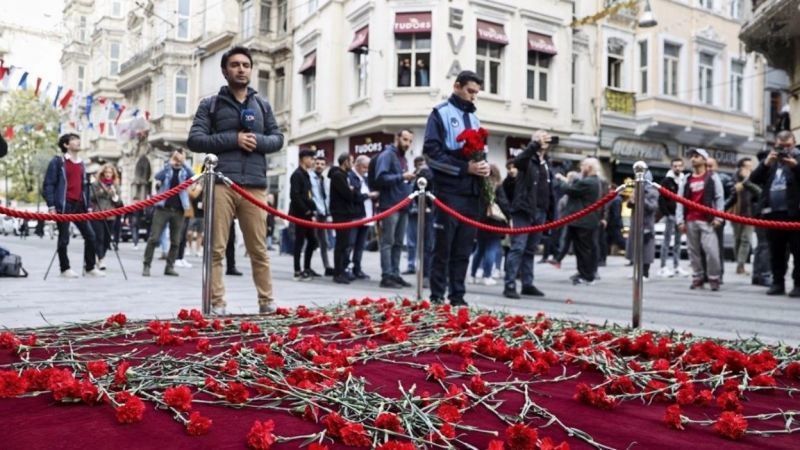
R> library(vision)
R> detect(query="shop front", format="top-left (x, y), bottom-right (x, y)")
top-left (298, 139), bottom-right (335, 164)
top-left (610, 138), bottom-right (671, 185)
top-left (348, 132), bottom-right (395, 159)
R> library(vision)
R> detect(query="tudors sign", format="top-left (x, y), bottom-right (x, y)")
top-left (394, 12), bottom-right (432, 34)
top-left (611, 138), bottom-right (667, 161)
top-left (349, 133), bottom-right (394, 158)
top-left (298, 139), bottom-right (334, 164)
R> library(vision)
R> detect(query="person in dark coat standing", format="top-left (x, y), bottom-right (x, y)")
top-left (289, 149), bottom-right (319, 281)
top-left (559, 157), bottom-right (603, 285)
top-left (328, 153), bottom-right (359, 284)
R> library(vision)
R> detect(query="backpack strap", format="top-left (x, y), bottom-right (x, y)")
top-left (208, 94), bottom-right (269, 133)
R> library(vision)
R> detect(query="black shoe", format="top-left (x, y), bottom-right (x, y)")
top-left (430, 297), bottom-right (444, 305)
top-left (164, 267), bottom-right (179, 276)
top-left (226, 268), bottom-right (243, 276)
top-left (767, 284), bottom-right (786, 295)
top-left (333, 275), bottom-right (351, 284)
top-left (380, 278), bottom-right (400, 288)
top-left (520, 285), bottom-right (545, 297)
top-left (354, 271), bottom-right (370, 280)
top-left (789, 287), bottom-right (800, 298)
top-left (536, 258), bottom-right (548, 264)
top-left (324, 267), bottom-right (335, 276)
top-left (503, 288), bottom-right (521, 299)
top-left (402, 269), bottom-right (416, 275)
top-left (450, 299), bottom-right (469, 306)
top-left (294, 271), bottom-right (311, 281)
top-left (346, 271), bottom-right (356, 281)
top-left (393, 276), bottom-right (412, 287)
top-left (307, 269), bottom-right (322, 277)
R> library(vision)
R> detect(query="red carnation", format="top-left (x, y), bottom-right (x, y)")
top-left (469, 375), bottom-right (489, 395)
top-left (196, 338), bottom-right (210, 353)
top-left (436, 404), bottom-right (462, 423)
top-left (186, 411), bottom-right (212, 436)
top-left (785, 362), bottom-right (800, 379)
top-left (750, 374), bottom-right (777, 389)
top-left (114, 361), bottom-right (132, 386)
top-left (322, 412), bottom-right (348, 437)
top-left (375, 412), bottom-right (405, 433)
top-left (78, 379), bottom-right (99, 404)
top-left (222, 359), bottom-right (239, 376)
top-left (695, 389), bottom-right (713, 406)
top-left (104, 313), bottom-right (127, 327)
top-left (47, 368), bottom-right (79, 401)
top-left (178, 309), bottom-right (190, 320)
top-left (376, 442), bottom-right (416, 450)
top-left (302, 404), bottom-right (320, 423)
top-left (714, 411), bottom-right (748, 440)
top-left (0, 331), bottom-right (20, 350)
top-left (663, 404), bottom-right (685, 430)
top-left (265, 354), bottom-right (285, 369)
top-left (539, 437), bottom-right (570, 450)
top-left (164, 385), bottom-right (193, 412)
top-left (224, 382), bottom-right (249, 404)
top-left (487, 440), bottom-right (505, 450)
top-left (0, 370), bottom-right (28, 398)
top-left (246, 420), bottom-right (276, 449)
top-left (426, 363), bottom-right (446, 381)
top-left (86, 360), bottom-right (109, 378)
top-left (505, 423), bottom-right (538, 450)
top-left (440, 423), bottom-right (456, 439)
top-left (716, 391), bottom-right (743, 413)
top-left (115, 393), bottom-right (145, 424)
top-left (340, 422), bottom-right (371, 447)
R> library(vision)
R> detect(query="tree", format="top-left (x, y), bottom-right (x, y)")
top-left (0, 90), bottom-right (63, 204)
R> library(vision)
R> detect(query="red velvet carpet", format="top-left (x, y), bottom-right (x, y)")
top-left (1, 299), bottom-right (798, 450)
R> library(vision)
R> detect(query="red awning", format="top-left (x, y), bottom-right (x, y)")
top-left (476, 20), bottom-right (508, 46)
top-left (527, 32), bottom-right (557, 55)
top-left (347, 27), bottom-right (369, 52)
top-left (298, 52), bottom-right (316, 74)
top-left (394, 12), bottom-right (432, 34)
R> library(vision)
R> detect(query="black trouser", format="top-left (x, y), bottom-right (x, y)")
top-left (568, 225), bottom-right (597, 281)
top-left (57, 201), bottom-right (97, 272)
top-left (177, 217), bottom-right (190, 260)
top-left (348, 225), bottom-right (369, 274)
top-left (143, 207), bottom-right (183, 268)
top-left (91, 219), bottom-right (114, 260)
top-left (752, 226), bottom-right (772, 284)
top-left (430, 193), bottom-right (480, 303)
top-left (314, 214), bottom-right (332, 270)
top-left (765, 212), bottom-right (800, 287)
top-left (293, 225), bottom-right (318, 273)
top-left (226, 219), bottom-right (236, 271)
top-left (333, 224), bottom-right (351, 277)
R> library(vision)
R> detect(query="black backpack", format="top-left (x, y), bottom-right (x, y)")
top-left (0, 246), bottom-right (28, 278)
top-left (367, 154), bottom-right (379, 190)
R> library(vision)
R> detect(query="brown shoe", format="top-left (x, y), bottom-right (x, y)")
top-left (736, 264), bottom-right (747, 275)
top-left (690, 279), bottom-right (704, 290)
top-left (709, 279), bottom-right (720, 291)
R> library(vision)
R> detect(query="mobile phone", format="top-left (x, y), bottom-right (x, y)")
top-left (550, 136), bottom-right (560, 145)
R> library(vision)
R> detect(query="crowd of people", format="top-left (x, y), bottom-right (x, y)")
top-left (37, 45), bottom-right (800, 314)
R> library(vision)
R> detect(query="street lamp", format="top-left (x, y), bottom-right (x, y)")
top-left (638, 0), bottom-right (657, 28)
top-left (572, 0), bottom-right (658, 29)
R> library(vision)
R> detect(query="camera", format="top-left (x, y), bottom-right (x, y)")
top-left (775, 146), bottom-right (790, 157)
top-left (549, 136), bottom-right (560, 146)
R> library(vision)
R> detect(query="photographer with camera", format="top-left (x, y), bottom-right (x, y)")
top-left (749, 131), bottom-right (800, 297)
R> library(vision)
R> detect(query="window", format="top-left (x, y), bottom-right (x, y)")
top-left (730, 0), bottom-right (742, 19)
top-left (663, 42), bottom-right (680, 97)
top-left (607, 40), bottom-right (624, 89)
top-left (155, 75), bottom-right (165, 117)
top-left (175, 70), bottom-right (188, 115)
top-left (258, 70), bottom-right (270, 97)
top-left (730, 60), bottom-right (744, 111)
top-left (79, 16), bottom-right (87, 42)
top-left (355, 52), bottom-right (368, 99)
top-left (526, 52), bottom-right (551, 102)
top-left (303, 69), bottom-right (316, 113)
top-left (176, 0), bottom-right (190, 40)
top-left (111, 1), bottom-right (123, 17)
top-left (241, 0), bottom-right (255, 39)
top-left (395, 33), bottom-right (431, 88)
top-left (77, 66), bottom-right (85, 93)
top-left (277, 0), bottom-right (288, 35)
top-left (698, 0), bottom-right (713, 9)
top-left (106, 107), bottom-right (117, 137)
top-left (638, 40), bottom-right (648, 95)
top-left (571, 54), bottom-right (577, 114)
top-left (698, 52), bottom-right (714, 105)
top-left (274, 67), bottom-right (285, 110)
top-left (476, 41), bottom-right (502, 95)
top-left (308, 0), bottom-right (318, 15)
top-left (260, 1), bottom-right (271, 34)
top-left (109, 41), bottom-right (121, 76)
top-left (768, 92), bottom-right (783, 131)
top-left (156, 2), bottom-right (168, 40)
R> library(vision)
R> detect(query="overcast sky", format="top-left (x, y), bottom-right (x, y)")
top-left (0, 0), bottom-right (64, 84)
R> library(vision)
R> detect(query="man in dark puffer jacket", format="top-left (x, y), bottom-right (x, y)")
top-left (187, 46), bottom-right (283, 316)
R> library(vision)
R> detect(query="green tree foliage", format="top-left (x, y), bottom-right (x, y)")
top-left (0, 90), bottom-right (64, 203)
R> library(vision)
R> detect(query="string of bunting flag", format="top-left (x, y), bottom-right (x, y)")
top-left (0, 58), bottom-right (151, 142)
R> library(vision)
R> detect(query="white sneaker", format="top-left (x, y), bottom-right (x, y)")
top-left (97, 258), bottom-right (106, 270)
top-left (468, 276), bottom-right (478, 284)
top-left (482, 277), bottom-right (497, 286)
top-left (492, 268), bottom-right (501, 279)
top-left (658, 267), bottom-right (674, 278)
top-left (675, 267), bottom-right (689, 277)
top-left (176, 259), bottom-right (192, 268)
top-left (60, 269), bottom-right (79, 278)
top-left (85, 268), bottom-right (106, 277)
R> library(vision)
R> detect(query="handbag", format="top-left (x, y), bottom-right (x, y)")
top-left (487, 202), bottom-right (507, 223)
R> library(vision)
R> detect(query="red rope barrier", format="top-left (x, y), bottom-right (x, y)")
top-left (431, 190), bottom-right (620, 235)
top-left (657, 185), bottom-right (800, 230)
top-left (0, 178), bottom-right (197, 222)
top-left (228, 181), bottom-right (415, 230)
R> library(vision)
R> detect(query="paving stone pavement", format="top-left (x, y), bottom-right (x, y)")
top-left (1, 235), bottom-right (798, 345)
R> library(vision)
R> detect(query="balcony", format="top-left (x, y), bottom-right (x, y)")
top-left (740, 0), bottom-right (800, 73)
top-left (605, 88), bottom-right (635, 115)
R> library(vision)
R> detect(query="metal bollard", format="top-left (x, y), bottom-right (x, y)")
top-left (415, 178), bottom-right (427, 301)
top-left (201, 154), bottom-right (218, 316)
top-left (631, 160), bottom-right (648, 328)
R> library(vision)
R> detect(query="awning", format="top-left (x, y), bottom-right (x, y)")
top-left (298, 52), bottom-right (316, 74)
top-left (394, 12), bottom-right (432, 34)
top-left (477, 20), bottom-right (508, 46)
top-left (348, 27), bottom-right (369, 53)
top-left (527, 32), bottom-right (557, 55)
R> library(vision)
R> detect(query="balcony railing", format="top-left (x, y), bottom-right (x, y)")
top-left (605, 87), bottom-right (635, 115)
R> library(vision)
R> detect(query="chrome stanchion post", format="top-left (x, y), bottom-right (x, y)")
top-left (415, 178), bottom-right (427, 301)
top-left (631, 160), bottom-right (648, 328)
top-left (201, 154), bottom-right (218, 316)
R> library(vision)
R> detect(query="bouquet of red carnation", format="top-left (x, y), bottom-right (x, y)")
top-left (456, 127), bottom-right (495, 205)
